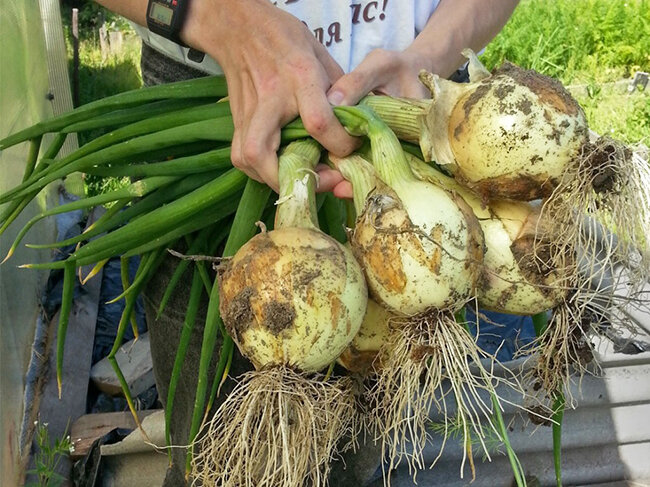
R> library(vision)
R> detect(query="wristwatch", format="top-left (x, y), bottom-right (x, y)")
top-left (146, 0), bottom-right (190, 46)
top-left (146, 0), bottom-right (205, 61)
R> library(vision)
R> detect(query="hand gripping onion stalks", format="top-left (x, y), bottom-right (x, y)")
top-left (330, 110), bottom-right (522, 479)
top-left (191, 139), bottom-right (367, 487)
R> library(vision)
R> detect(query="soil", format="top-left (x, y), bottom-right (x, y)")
top-left (223, 287), bottom-right (255, 341)
top-left (263, 301), bottom-right (295, 334)
top-left (496, 62), bottom-right (582, 116)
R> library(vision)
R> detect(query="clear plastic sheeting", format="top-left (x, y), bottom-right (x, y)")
top-left (0, 1), bottom-right (74, 484)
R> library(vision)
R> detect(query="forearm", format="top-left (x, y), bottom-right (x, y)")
top-left (93, 0), bottom-right (214, 51)
top-left (94, 0), bottom-right (148, 27)
top-left (408, 0), bottom-right (519, 78)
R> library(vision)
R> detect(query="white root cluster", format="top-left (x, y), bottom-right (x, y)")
top-left (368, 311), bottom-right (522, 480)
top-left (541, 137), bottom-right (650, 294)
top-left (191, 367), bottom-right (359, 487)
top-left (520, 137), bottom-right (650, 399)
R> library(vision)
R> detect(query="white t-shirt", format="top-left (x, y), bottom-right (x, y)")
top-left (135, 0), bottom-right (441, 74)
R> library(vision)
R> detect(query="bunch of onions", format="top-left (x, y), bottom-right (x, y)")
top-left (365, 53), bottom-right (650, 401)
top-left (331, 107), bottom-right (519, 476)
top-left (421, 51), bottom-right (648, 397)
top-left (191, 139), bottom-right (368, 487)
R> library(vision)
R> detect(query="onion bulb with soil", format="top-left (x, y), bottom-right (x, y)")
top-left (418, 49), bottom-right (589, 202)
top-left (406, 154), bottom-right (568, 315)
top-left (191, 139), bottom-right (367, 487)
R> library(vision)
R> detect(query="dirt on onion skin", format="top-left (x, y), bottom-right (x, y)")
top-left (351, 191), bottom-right (410, 295)
top-left (469, 170), bottom-right (558, 203)
top-left (223, 287), bottom-right (255, 342)
top-left (495, 62), bottom-right (581, 116)
top-left (585, 137), bottom-right (633, 194)
top-left (263, 301), bottom-right (296, 334)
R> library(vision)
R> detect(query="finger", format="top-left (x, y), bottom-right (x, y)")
top-left (332, 180), bottom-right (353, 200)
top-left (327, 49), bottom-right (397, 106)
top-left (226, 73), bottom-right (247, 170)
top-left (315, 165), bottom-right (345, 193)
top-left (240, 103), bottom-right (286, 192)
top-left (296, 85), bottom-right (359, 158)
top-left (313, 43), bottom-right (345, 82)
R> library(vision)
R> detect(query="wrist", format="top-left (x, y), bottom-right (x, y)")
top-left (180, 0), bottom-right (213, 50)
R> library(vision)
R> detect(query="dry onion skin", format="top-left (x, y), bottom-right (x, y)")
top-left (192, 139), bottom-right (367, 487)
top-left (330, 116), bottom-right (521, 480)
top-left (419, 49), bottom-right (589, 202)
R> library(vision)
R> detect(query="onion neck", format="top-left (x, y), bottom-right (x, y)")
top-left (334, 105), bottom-right (418, 190)
top-left (333, 154), bottom-right (377, 215)
top-left (360, 95), bottom-right (429, 144)
top-left (275, 139), bottom-right (321, 230)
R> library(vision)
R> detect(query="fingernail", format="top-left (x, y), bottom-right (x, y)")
top-left (327, 90), bottom-right (344, 106)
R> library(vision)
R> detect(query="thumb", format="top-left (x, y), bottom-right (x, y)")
top-left (327, 66), bottom-right (380, 107)
top-left (327, 49), bottom-right (398, 106)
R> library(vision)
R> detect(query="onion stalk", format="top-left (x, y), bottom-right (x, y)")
top-left (191, 139), bottom-right (367, 487)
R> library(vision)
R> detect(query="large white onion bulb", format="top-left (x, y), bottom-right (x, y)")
top-left (219, 225), bottom-right (367, 372)
top-left (419, 50), bottom-right (589, 201)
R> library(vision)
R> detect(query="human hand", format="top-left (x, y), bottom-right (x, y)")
top-left (181, 0), bottom-right (358, 192)
top-left (320, 49), bottom-right (432, 198)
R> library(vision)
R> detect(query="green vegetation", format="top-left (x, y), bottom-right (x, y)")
top-left (482, 0), bottom-right (650, 84)
top-left (61, 1), bottom-right (143, 197)
top-left (61, 1), bottom-right (142, 108)
top-left (483, 0), bottom-right (649, 145)
top-left (26, 421), bottom-right (73, 487)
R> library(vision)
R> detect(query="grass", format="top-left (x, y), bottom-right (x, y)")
top-left (482, 0), bottom-right (650, 84)
top-left (26, 421), bottom-right (73, 487)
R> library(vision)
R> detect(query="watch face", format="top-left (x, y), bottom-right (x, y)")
top-left (150, 2), bottom-right (174, 26)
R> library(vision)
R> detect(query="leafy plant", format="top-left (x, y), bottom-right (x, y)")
top-left (26, 421), bottom-right (73, 487)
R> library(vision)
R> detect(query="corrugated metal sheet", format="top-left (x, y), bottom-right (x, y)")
top-left (375, 333), bottom-right (650, 486)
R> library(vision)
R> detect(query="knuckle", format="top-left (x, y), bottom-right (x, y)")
top-left (302, 110), bottom-right (330, 136)
top-left (257, 76), bottom-right (282, 97)
top-left (242, 138), bottom-right (263, 164)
